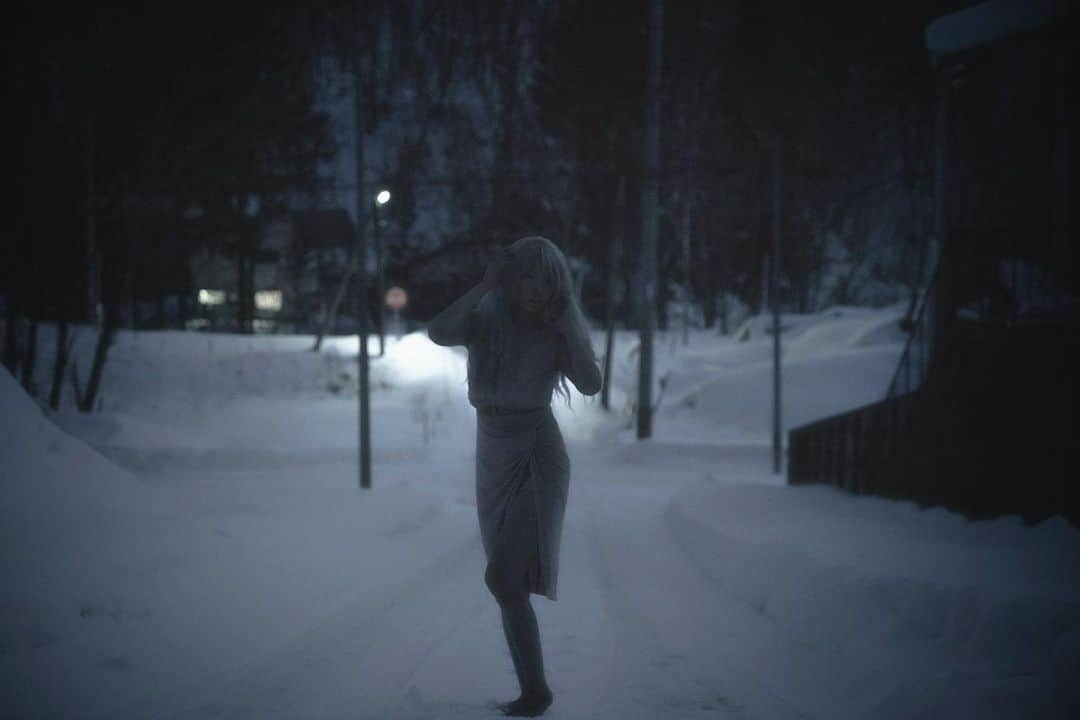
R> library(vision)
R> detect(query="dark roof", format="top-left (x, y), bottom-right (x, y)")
top-left (925, 0), bottom-right (1051, 58)
top-left (292, 209), bottom-right (355, 252)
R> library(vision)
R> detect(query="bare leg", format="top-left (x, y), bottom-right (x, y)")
top-left (501, 604), bottom-right (527, 694)
top-left (485, 481), bottom-right (554, 716)
top-left (498, 594), bottom-right (553, 716)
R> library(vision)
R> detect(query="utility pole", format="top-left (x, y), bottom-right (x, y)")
top-left (373, 194), bottom-right (385, 357)
top-left (352, 48), bottom-right (372, 490)
top-left (638, 0), bottom-right (662, 440)
top-left (761, 253), bottom-right (769, 314)
top-left (771, 140), bottom-right (783, 475)
top-left (682, 192), bottom-right (691, 347)
top-left (374, 188), bottom-right (391, 356)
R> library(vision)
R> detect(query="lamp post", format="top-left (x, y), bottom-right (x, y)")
top-left (771, 140), bottom-right (783, 475)
top-left (373, 189), bottom-right (391, 357)
top-left (352, 53), bottom-right (371, 490)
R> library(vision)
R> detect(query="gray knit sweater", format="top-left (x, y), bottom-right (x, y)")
top-left (465, 290), bottom-right (566, 410)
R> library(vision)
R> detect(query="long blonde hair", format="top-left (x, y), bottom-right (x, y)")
top-left (470, 235), bottom-right (595, 409)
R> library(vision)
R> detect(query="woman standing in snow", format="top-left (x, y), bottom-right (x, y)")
top-left (427, 236), bottom-right (602, 717)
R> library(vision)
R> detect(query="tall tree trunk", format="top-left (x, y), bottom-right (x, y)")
top-left (127, 212), bottom-right (137, 330)
top-left (3, 294), bottom-right (18, 375)
top-left (718, 237), bottom-right (730, 335)
top-left (637, 0), bottom-right (662, 440)
top-left (366, 16), bottom-right (379, 134)
top-left (771, 141), bottom-right (783, 475)
top-left (245, 253), bottom-right (255, 334)
top-left (655, 253), bottom-right (669, 332)
top-left (492, 0), bottom-right (521, 214)
top-left (178, 291), bottom-right (188, 329)
top-left (20, 319), bottom-right (38, 395)
top-left (81, 303), bottom-right (116, 412)
top-left (760, 253), bottom-right (770, 315)
top-left (85, 114), bottom-right (101, 326)
top-left (1052, 0), bottom-right (1069, 263)
top-left (247, 252), bottom-right (256, 333)
top-left (49, 320), bottom-right (70, 410)
top-left (236, 226), bottom-right (256, 334)
top-left (702, 272), bottom-right (717, 329)
top-left (241, 248), bottom-right (248, 334)
top-left (313, 253), bottom-right (357, 352)
top-left (602, 176), bottom-right (626, 411)
top-left (235, 249), bottom-right (244, 333)
top-left (19, 255), bottom-right (40, 393)
top-left (682, 194), bottom-right (692, 346)
top-left (701, 201), bottom-right (718, 331)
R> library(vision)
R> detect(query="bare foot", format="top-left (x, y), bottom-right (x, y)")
top-left (498, 687), bottom-right (554, 717)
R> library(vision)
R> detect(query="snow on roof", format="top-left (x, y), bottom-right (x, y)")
top-left (925, 0), bottom-right (1052, 57)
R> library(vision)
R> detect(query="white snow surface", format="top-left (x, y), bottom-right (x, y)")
top-left (3, 307), bottom-right (1078, 719)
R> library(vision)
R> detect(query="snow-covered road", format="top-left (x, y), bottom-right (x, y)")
top-left (83, 439), bottom-right (1068, 720)
top-left (103, 443), bottom-right (815, 720)
top-left (5, 315), bottom-right (1079, 719)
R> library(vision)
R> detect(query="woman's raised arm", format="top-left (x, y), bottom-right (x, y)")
top-left (427, 248), bottom-right (510, 346)
top-left (427, 281), bottom-right (489, 346)
top-left (553, 310), bottom-right (602, 396)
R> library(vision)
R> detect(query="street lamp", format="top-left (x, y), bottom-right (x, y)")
top-left (373, 189), bottom-right (391, 356)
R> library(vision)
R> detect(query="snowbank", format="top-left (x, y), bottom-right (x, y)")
top-left (619, 305), bottom-right (910, 444)
top-left (0, 365), bottom-right (479, 719)
top-left (0, 367), bottom-right (141, 510)
top-left (665, 480), bottom-right (1080, 717)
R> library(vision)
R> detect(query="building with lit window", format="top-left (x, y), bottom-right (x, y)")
top-left (189, 208), bottom-right (357, 334)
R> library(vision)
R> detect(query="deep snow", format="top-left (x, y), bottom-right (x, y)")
top-left (2, 306), bottom-right (1078, 719)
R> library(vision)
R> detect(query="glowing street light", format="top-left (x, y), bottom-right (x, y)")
top-left (373, 189), bottom-right (391, 356)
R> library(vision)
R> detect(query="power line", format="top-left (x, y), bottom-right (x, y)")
top-left (322, 163), bottom-right (865, 193)
top-left (326, 165), bottom-right (749, 191)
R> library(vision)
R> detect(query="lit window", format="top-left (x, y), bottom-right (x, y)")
top-left (255, 290), bottom-right (283, 312)
top-left (198, 289), bottom-right (226, 306)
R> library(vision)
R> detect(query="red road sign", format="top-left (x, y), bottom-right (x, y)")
top-left (385, 286), bottom-right (407, 310)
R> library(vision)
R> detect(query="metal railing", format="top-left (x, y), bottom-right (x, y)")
top-left (790, 262), bottom-right (940, 492)
top-left (788, 392), bottom-right (919, 493)
top-left (790, 242), bottom-right (1079, 504)
top-left (887, 262), bottom-right (940, 399)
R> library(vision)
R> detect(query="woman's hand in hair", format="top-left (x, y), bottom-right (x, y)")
top-left (482, 247), bottom-right (513, 290)
top-left (549, 297), bottom-right (572, 334)
top-left (551, 300), bottom-right (602, 395)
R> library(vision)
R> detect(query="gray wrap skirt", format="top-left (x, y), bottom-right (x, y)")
top-left (475, 405), bottom-right (571, 601)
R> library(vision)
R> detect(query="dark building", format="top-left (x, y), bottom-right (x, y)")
top-left (788, 0), bottom-right (1078, 524)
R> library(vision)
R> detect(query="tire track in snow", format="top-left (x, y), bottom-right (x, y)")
top-left (580, 482), bottom-right (703, 719)
top-left (659, 495), bottom-right (1036, 720)
top-left (509, 499), bottom-right (621, 720)
top-left (137, 513), bottom-right (490, 720)
top-left (579, 476), bottom-right (813, 720)
top-left (383, 482), bottom-right (627, 719)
